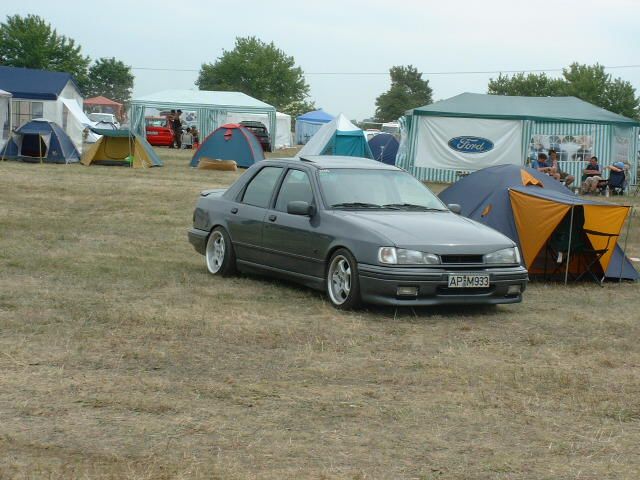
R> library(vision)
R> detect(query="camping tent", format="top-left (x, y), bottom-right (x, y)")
top-left (0, 89), bottom-right (11, 150)
top-left (296, 114), bottom-right (373, 159)
top-left (225, 111), bottom-right (292, 149)
top-left (438, 164), bottom-right (638, 281)
top-left (130, 89), bottom-right (277, 144)
top-left (81, 129), bottom-right (162, 168)
top-left (1, 119), bottom-right (79, 163)
top-left (190, 123), bottom-right (264, 168)
top-left (296, 110), bottom-right (334, 144)
top-left (368, 132), bottom-right (399, 165)
top-left (398, 93), bottom-right (640, 183)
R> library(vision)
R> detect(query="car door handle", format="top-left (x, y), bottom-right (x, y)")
top-left (231, 207), bottom-right (238, 214)
top-left (268, 214), bottom-right (277, 222)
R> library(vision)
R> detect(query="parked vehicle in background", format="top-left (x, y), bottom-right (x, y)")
top-left (88, 112), bottom-right (120, 129)
top-left (240, 121), bottom-right (271, 152)
top-left (145, 117), bottom-right (174, 147)
top-left (188, 156), bottom-right (528, 309)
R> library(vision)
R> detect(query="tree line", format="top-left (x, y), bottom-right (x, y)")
top-left (1, 14), bottom-right (638, 121)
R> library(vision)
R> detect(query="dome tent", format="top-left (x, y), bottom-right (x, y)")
top-left (81, 128), bottom-right (162, 168)
top-left (368, 132), bottom-right (399, 165)
top-left (438, 164), bottom-right (637, 281)
top-left (296, 114), bottom-right (373, 159)
top-left (295, 109), bottom-right (334, 144)
top-left (1, 119), bottom-right (79, 163)
top-left (190, 123), bottom-right (264, 168)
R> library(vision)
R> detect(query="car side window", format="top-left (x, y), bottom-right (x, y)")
top-left (275, 169), bottom-right (314, 212)
top-left (242, 167), bottom-right (283, 208)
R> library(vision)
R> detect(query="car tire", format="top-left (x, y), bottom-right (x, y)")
top-left (326, 249), bottom-right (361, 309)
top-left (205, 227), bottom-right (236, 276)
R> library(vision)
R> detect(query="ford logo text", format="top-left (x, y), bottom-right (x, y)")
top-left (448, 136), bottom-right (494, 154)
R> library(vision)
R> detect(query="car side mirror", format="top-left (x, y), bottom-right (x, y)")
top-left (448, 203), bottom-right (462, 214)
top-left (287, 201), bottom-right (315, 216)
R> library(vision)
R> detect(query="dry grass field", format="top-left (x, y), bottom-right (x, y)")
top-left (1, 149), bottom-right (640, 479)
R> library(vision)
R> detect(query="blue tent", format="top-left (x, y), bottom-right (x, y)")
top-left (190, 123), bottom-right (264, 168)
top-left (1, 119), bottom-right (79, 163)
top-left (296, 114), bottom-right (373, 159)
top-left (295, 109), bottom-right (334, 144)
top-left (438, 164), bottom-right (638, 281)
top-left (368, 133), bottom-right (399, 165)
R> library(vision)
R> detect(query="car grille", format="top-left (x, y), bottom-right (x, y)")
top-left (440, 255), bottom-right (484, 264)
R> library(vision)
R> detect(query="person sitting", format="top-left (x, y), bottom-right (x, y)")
top-left (581, 156), bottom-right (603, 194)
top-left (549, 149), bottom-right (575, 187)
top-left (602, 161), bottom-right (628, 195)
top-left (533, 153), bottom-right (560, 180)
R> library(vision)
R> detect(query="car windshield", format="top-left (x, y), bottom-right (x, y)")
top-left (318, 168), bottom-right (447, 210)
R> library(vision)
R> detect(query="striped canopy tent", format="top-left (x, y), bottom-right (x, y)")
top-left (129, 89), bottom-right (276, 143)
top-left (398, 93), bottom-right (640, 183)
top-left (0, 89), bottom-right (11, 149)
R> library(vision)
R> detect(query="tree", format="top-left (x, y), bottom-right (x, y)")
top-left (0, 14), bottom-right (90, 91)
top-left (374, 65), bottom-right (433, 122)
top-left (488, 72), bottom-right (564, 97)
top-left (196, 37), bottom-right (313, 117)
top-left (488, 63), bottom-right (640, 119)
top-left (86, 57), bottom-right (134, 105)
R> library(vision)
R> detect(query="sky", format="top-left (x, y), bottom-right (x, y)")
top-left (2, 0), bottom-right (639, 120)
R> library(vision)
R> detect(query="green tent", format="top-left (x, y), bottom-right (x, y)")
top-left (397, 93), bottom-right (640, 183)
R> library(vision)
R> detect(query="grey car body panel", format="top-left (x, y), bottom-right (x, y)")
top-left (189, 157), bottom-right (529, 306)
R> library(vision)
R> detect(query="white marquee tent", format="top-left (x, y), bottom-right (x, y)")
top-left (0, 89), bottom-right (11, 149)
top-left (130, 89), bottom-right (277, 142)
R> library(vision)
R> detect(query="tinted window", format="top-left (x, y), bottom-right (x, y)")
top-left (318, 168), bottom-right (446, 210)
top-left (275, 169), bottom-right (314, 211)
top-left (242, 167), bottom-right (283, 208)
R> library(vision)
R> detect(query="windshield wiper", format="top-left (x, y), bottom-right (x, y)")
top-left (382, 203), bottom-right (445, 211)
top-left (331, 202), bottom-right (385, 209)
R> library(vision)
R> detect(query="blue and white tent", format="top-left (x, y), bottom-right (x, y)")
top-left (296, 114), bottom-right (373, 159)
top-left (1, 119), bottom-right (79, 163)
top-left (295, 109), bottom-right (334, 144)
top-left (368, 132), bottom-right (399, 165)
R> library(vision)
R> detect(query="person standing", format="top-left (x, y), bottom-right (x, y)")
top-left (172, 110), bottom-right (183, 149)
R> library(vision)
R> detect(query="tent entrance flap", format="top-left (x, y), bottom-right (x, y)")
top-left (508, 190), bottom-right (570, 268)
top-left (583, 204), bottom-right (630, 273)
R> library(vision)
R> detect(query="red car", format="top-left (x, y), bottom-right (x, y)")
top-left (145, 117), bottom-right (174, 147)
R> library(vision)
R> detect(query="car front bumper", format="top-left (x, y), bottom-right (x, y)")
top-left (358, 264), bottom-right (528, 306)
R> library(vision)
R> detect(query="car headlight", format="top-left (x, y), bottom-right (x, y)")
top-left (484, 247), bottom-right (520, 265)
top-left (378, 247), bottom-right (440, 265)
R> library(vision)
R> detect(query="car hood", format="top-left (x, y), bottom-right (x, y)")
top-left (333, 210), bottom-right (514, 255)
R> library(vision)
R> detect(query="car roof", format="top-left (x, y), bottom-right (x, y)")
top-left (264, 155), bottom-right (399, 170)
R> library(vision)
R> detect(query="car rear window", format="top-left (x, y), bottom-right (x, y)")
top-left (242, 167), bottom-right (283, 208)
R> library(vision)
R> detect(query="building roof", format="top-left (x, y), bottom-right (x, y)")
top-left (410, 92), bottom-right (640, 126)
top-left (131, 89), bottom-right (275, 110)
top-left (84, 95), bottom-right (122, 106)
top-left (0, 66), bottom-right (79, 100)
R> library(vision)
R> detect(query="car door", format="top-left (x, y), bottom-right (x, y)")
top-left (227, 166), bottom-right (283, 265)
top-left (262, 168), bottom-right (325, 278)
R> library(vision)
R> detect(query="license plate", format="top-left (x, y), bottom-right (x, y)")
top-left (447, 274), bottom-right (490, 288)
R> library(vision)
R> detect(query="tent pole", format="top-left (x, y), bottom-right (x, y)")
top-left (564, 206), bottom-right (575, 285)
top-left (39, 134), bottom-right (42, 164)
top-left (619, 206), bottom-right (633, 283)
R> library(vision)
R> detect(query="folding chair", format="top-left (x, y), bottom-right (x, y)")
top-left (545, 209), bottom-right (586, 280)
top-left (574, 229), bottom-right (618, 285)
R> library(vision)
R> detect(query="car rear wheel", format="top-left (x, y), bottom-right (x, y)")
top-left (205, 227), bottom-right (236, 276)
top-left (326, 249), bottom-right (361, 309)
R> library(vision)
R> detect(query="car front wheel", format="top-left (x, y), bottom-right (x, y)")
top-left (205, 227), bottom-right (236, 276)
top-left (326, 249), bottom-right (361, 309)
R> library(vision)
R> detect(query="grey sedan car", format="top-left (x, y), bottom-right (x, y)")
top-left (188, 156), bottom-right (528, 309)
